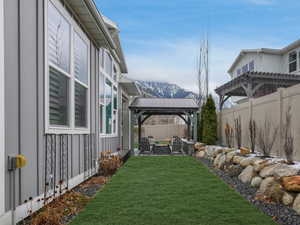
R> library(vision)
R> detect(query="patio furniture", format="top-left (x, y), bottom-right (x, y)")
top-left (139, 137), bottom-right (152, 154)
top-left (153, 143), bottom-right (171, 155)
top-left (170, 136), bottom-right (183, 153)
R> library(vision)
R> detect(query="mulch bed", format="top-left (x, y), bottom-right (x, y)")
top-left (198, 157), bottom-right (300, 225)
top-left (18, 175), bottom-right (108, 225)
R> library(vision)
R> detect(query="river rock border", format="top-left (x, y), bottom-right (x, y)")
top-left (195, 144), bottom-right (300, 224)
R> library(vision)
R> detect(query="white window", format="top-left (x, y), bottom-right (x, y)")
top-left (249, 61), bottom-right (254, 72)
top-left (242, 64), bottom-right (249, 73)
top-left (289, 51), bottom-right (297, 73)
top-left (46, 0), bottom-right (90, 133)
top-left (99, 49), bottom-right (118, 136)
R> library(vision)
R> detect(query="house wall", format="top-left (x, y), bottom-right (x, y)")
top-left (219, 83), bottom-right (300, 161)
top-left (230, 52), bottom-right (284, 78)
top-left (0, 0), bottom-right (5, 217)
top-left (2, 0), bottom-right (123, 223)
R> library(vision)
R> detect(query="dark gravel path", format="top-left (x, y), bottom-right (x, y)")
top-left (198, 158), bottom-right (300, 225)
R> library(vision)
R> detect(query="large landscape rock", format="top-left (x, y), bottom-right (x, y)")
top-left (194, 142), bottom-right (205, 151)
top-left (217, 154), bottom-right (226, 169)
top-left (293, 194), bottom-right (300, 214)
top-left (253, 160), bottom-right (272, 172)
top-left (259, 163), bottom-right (282, 178)
top-left (226, 151), bottom-right (236, 163)
top-left (195, 151), bottom-right (206, 158)
top-left (233, 156), bottom-right (246, 164)
top-left (282, 176), bottom-right (300, 192)
top-left (226, 164), bottom-right (243, 177)
top-left (251, 176), bottom-right (262, 188)
top-left (206, 146), bottom-right (223, 158)
top-left (238, 165), bottom-right (255, 183)
top-left (282, 192), bottom-right (295, 206)
top-left (240, 147), bottom-right (251, 155)
top-left (258, 177), bottom-right (276, 195)
top-left (213, 153), bottom-right (222, 167)
top-left (273, 164), bottom-right (299, 178)
top-left (240, 157), bottom-right (260, 168)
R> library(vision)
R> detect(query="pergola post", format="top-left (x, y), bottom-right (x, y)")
top-left (193, 112), bottom-right (198, 142)
top-left (130, 110), bottom-right (135, 153)
top-left (138, 115), bottom-right (142, 148)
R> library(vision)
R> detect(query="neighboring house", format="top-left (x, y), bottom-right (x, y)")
top-left (228, 39), bottom-right (300, 78)
top-left (215, 40), bottom-right (300, 108)
top-left (0, 0), bottom-right (139, 224)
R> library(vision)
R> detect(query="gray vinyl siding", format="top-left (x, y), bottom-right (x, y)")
top-left (3, 0), bottom-right (122, 213)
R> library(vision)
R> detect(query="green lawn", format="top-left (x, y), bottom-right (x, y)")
top-left (71, 156), bottom-right (277, 225)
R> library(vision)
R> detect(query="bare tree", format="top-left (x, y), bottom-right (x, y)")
top-left (225, 123), bottom-right (234, 148)
top-left (249, 118), bottom-right (257, 153)
top-left (234, 116), bottom-right (242, 149)
top-left (257, 118), bottom-right (279, 157)
top-left (283, 106), bottom-right (294, 164)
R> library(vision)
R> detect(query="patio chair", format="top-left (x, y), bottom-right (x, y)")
top-left (139, 137), bottom-right (152, 154)
top-left (170, 136), bottom-right (183, 153)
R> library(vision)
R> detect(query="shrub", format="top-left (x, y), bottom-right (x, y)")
top-left (99, 151), bottom-right (122, 176)
top-left (249, 119), bottom-right (257, 153)
top-left (201, 95), bottom-right (217, 145)
top-left (257, 118), bottom-right (278, 157)
top-left (283, 106), bottom-right (294, 164)
top-left (234, 116), bottom-right (242, 149)
top-left (224, 123), bottom-right (234, 148)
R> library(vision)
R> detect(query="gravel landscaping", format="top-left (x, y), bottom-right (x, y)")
top-left (198, 157), bottom-right (300, 225)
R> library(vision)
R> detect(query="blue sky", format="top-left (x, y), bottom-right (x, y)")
top-left (95, 0), bottom-right (300, 93)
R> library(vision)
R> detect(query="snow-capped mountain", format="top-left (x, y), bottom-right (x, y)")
top-left (135, 80), bottom-right (233, 109)
top-left (135, 80), bottom-right (199, 100)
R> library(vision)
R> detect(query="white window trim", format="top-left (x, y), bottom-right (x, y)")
top-left (99, 48), bottom-right (119, 137)
top-left (288, 51), bottom-right (297, 73)
top-left (0, 0), bottom-right (5, 216)
top-left (44, 0), bottom-right (91, 134)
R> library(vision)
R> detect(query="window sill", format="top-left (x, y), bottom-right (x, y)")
top-left (100, 134), bottom-right (119, 138)
top-left (45, 127), bottom-right (90, 135)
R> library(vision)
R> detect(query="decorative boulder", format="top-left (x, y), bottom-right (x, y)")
top-left (258, 177), bottom-right (276, 195)
top-left (293, 194), bottom-right (300, 214)
top-left (240, 157), bottom-right (260, 168)
top-left (195, 151), bottom-right (206, 158)
top-left (264, 182), bottom-right (284, 203)
top-left (273, 164), bottom-right (299, 178)
top-left (226, 165), bottom-right (243, 177)
top-left (282, 192), bottom-right (295, 206)
top-left (213, 153), bottom-right (222, 167)
top-left (233, 156), bottom-right (246, 165)
top-left (194, 143), bottom-right (205, 151)
top-left (259, 163), bottom-right (282, 178)
top-left (251, 176), bottom-right (263, 188)
top-left (240, 147), bottom-right (251, 155)
top-left (281, 176), bottom-right (300, 192)
top-left (238, 165), bottom-right (255, 183)
top-left (206, 147), bottom-right (223, 158)
top-left (218, 154), bottom-right (227, 169)
top-left (226, 151), bottom-right (236, 163)
top-left (253, 160), bottom-right (272, 172)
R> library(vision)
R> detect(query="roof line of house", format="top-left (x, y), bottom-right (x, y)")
top-left (228, 39), bottom-right (300, 73)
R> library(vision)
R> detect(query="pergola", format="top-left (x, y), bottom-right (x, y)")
top-left (215, 71), bottom-right (300, 110)
top-left (129, 97), bottom-right (199, 149)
